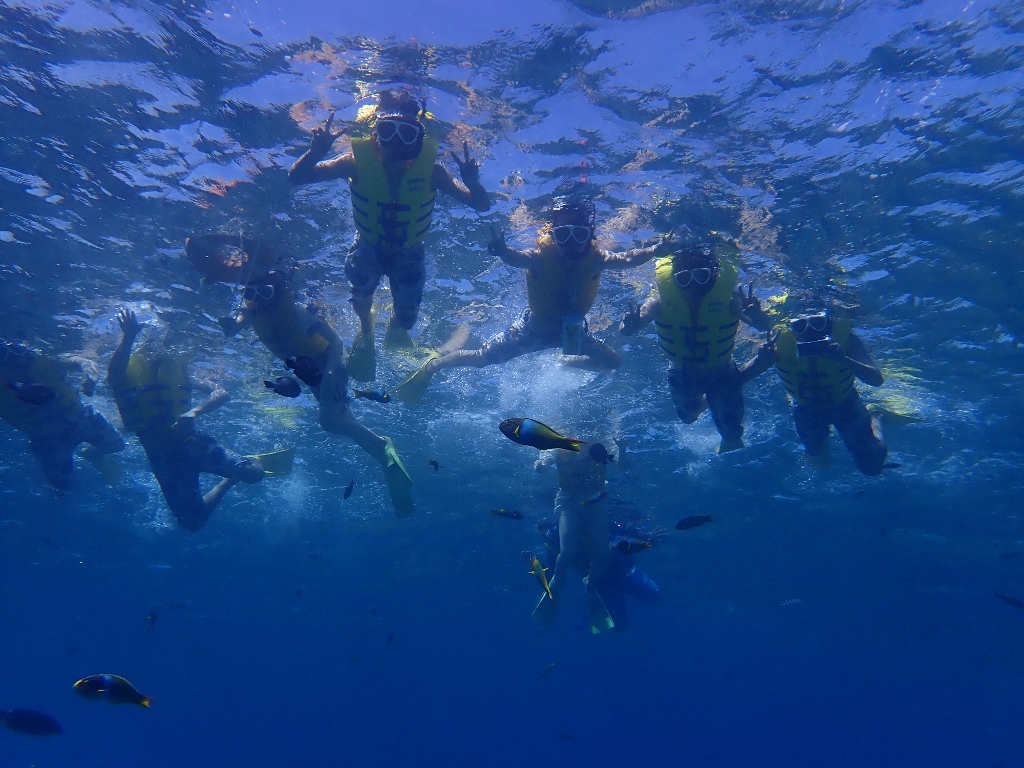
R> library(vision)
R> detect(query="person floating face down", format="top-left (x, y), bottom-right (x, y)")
top-left (764, 309), bottom-right (888, 475)
top-left (619, 243), bottom-right (778, 453)
top-left (393, 196), bottom-right (677, 406)
top-left (0, 340), bottom-right (124, 491)
top-left (288, 89), bottom-right (492, 381)
top-left (218, 268), bottom-right (415, 517)
top-left (107, 310), bottom-right (265, 531)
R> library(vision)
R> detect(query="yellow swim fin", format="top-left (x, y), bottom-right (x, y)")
top-left (531, 575), bottom-right (559, 627)
top-left (346, 333), bottom-right (376, 383)
top-left (393, 352), bottom-right (439, 407)
top-left (246, 445), bottom-right (295, 476)
top-left (382, 437), bottom-right (415, 518)
top-left (583, 577), bottom-right (616, 634)
top-left (383, 322), bottom-right (415, 351)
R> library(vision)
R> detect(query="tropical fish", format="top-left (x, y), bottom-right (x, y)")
top-left (499, 418), bottom-right (585, 452)
top-left (675, 514), bottom-right (714, 531)
top-left (540, 662), bottom-right (556, 677)
top-left (579, 489), bottom-right (607, 506)
top-left (248, 24), bottom-right (263, 37)
top-left (1, 708), bottom-right (62, 737)
top-left (81, 376), bottom-right (97, 396)
top-left (529, 554), bottom-right (554, 600)
top-left (588, 442), bottom-right (614, 464)
top-left (7, 382), bottom-right (56, 405)
top-left (73, 674), bottom-right (152, 707)
top-left (428, 459), bottom-right (440, 473)
top-left (352, 387), bottom-right (391, 403)
top-left (490, 509), bottom-right (523, 520)
top-left (285, 356), bottom-right (322, 387)
top-left (615, 539), bottom-right (651, 555)
top-left (146, 608), bottom-right (158, 631)
top-left (264, 376), bottom-right (301, 398)
top-left (343, 479), bottom-right (355, 500)
top-left (994, 592), bottom-right (1024, 609)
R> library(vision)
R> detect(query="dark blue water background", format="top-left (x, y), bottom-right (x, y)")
top-left (2, 0), bottom-right (1023, 765)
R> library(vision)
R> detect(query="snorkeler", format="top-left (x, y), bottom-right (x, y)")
top-left (107, 309), bottom-right (265, 531)
top-left (394, 195), bottom-right (675, 406)
top-left (217, 267), bottom-right (415, 517)
top-left (530, 432), bottom-right (628, 634)
top-left (0, 339), bottom-right (124, 491)
top-left (618, 242), bottom-right (777, 453)
top-left (288, 89), bottom-right (492, 381)
top-left (765, 308), bottom-right (888, 475)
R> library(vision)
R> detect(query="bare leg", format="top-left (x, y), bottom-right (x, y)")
top-left (202, 477), bottom-right (239, 513)
top-left (352, 295), bottom-right (374, 337)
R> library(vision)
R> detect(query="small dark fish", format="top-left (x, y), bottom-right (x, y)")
top-left (994, 592), bottom-right (1024, 609)
top-left (1, 708), bottom-right (62, 737)
top-left (616, 539), bottom-right (651, 556)
top-left (579, 489), bottom-right (607, 506)
top-left (146, 609), bottom-right (158, 631)
top-left (490, 508), bottom-right (523, 520)
top-left (428, 459), bottom-right (440, 473)
top-left (343, 479), bottom-right (355, 500)
top-left (81, 376), bottom-right (97, 396)
top-left (285, 356), bottom-right (322, 387)
top-left (998, 552), bottom-right (1021, 560)
top-left (540, 662), bottom-right (556, 677)
top-left (352, 387), bottom-right (391, 403)
top-left (74, 674), bottom-right (152, 707)
top-left (264, 376), bottom-right (301, 398)
top-left (248, 24), bottom-right (263, 37)
top-left (883, 462), bottom-right (902, 470)
top-left (676, 514), bottom-right (714, 531)
top-left (7, 382), bottom-right (56, 405)
top-left (499, 418), bottom-right (585, 452)
top-left (588, 442), bottom-right (614, 464)
top-left (385, 633), bottom-right (394, 648)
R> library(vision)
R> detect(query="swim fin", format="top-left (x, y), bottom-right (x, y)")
top-left (531, 575), bottom-right (559, 627)
top-left (79, 446), bottom-right (122, 486)
top-left (382, 437), bottom-right (415, 518)
top-left (583, 577), bottom-right (616, 634)
top-left (383, 322), bottom-right (415, 351)
top-left (346, 333), bottom-right (376, 382)
top-left (247, 446), bottom-right (295, 476)
top-left (393, 352), bottom-right (439, 407)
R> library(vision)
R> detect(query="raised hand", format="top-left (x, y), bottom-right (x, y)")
top-left (450, 141), bottom-right (481, 185)
top-left (116, 308), bottom-right (143, 339)
top-left (487, 223), bottom-right (506, 256)
top-left (308, 111), bottom-right (343, 158)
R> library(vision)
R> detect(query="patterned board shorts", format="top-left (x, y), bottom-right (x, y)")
top-left (345, 239), bottom-right (427, 329)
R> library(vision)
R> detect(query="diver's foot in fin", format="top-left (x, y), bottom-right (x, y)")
top-left (246, 445), bottom-right (295, 476)
top-left (382, 437), bottom-right (414, 518)
top-left (346, 334), bottom-right (376, 382)
top-left (717, 437), bottom-right (745, 454)
top-left (532, 583), bottom-right (559, 627)
top-left (384, 322), bottom-right (415, 351)
top-left (584, 577), bottom-right (616, 634)
top-left (393, 354), bottom-right (439, 407)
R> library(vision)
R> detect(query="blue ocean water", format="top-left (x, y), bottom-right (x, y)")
top-left (2, 0), bottom-right (1024, 765)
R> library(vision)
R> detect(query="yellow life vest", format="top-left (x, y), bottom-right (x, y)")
top-left (247, 291), bottom-right (331, 362)
top-left (350, 136), bottom-right (438, 250)
top-left (653, 257), bottom-right (739, 370)
top-left (525, 232), bottom-right (603, 325)
top-left (775, 318), bottom-right (855, 406)
top-left (0, 350), bottom-right (84, 440)
top-left (114, 353), bottom-right (192, 433)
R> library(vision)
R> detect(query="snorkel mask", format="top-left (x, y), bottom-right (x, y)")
top-left (550, 195), bottom-right (596, 258)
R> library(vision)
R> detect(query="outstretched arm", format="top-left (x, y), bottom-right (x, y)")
top-left (432, 142), bottom-right (491, 212)
top-left (107, 309), bottom-right (142, 388)
top-left (734, 283), bottom-right (773, 332)
top-left (739, 330), bottom-right (780, 384)
top-left (289, 111), bottom-right (357, 184)
top-left (618, 293), bottom-right (662, 335)
top-left (487, 225), bottom-right (537, 270)
top-left (599, 232), bottom-right (676, 271)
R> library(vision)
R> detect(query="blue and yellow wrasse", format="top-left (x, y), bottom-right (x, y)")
top-left (499, 418), bottom-right (585, 452)
top-left (74, 674), bottom-right (152, 708)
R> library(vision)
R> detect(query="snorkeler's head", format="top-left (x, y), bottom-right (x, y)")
top-left (549, 195), bottom-right (596, 258)
top-left (374, 89), bottom-right (425, 161)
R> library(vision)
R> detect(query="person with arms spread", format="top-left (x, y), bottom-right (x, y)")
top-left (289, 89), bottom-right (491, 381)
